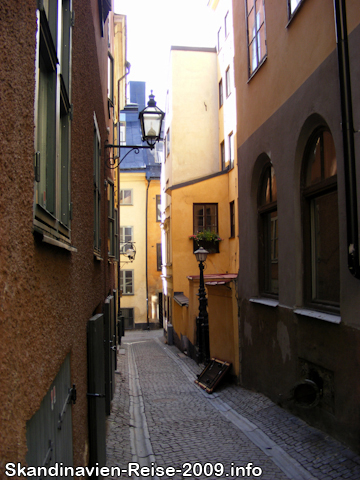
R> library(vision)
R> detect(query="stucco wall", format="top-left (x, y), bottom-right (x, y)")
top-left (0, 0), bottom-right (116, 466)
top-left (233, 0), bottom-right (358, 145)
top-left (119, 173), bottom-right (147, 325)
top-left (234, 3), bottom-right (360, 451)
top-left (165, 47), bottom-right (219, 188)
top-left (147, 180), bottom-right (162, 323)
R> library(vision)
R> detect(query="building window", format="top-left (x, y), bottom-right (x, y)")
top-left (245, 0), bottom-right (267, 76)
top-left (166, 128), bottom-right (171, 157)
top-left (219, 79), bottom-right (223, 108)
top-left (114, 209), bottom-right (119, 261)
top-left (120, 226), bottom-right (133, 253)
top-left (108, 53), bottom-right (114, 105)
top-left (217, 26), bottom-right (223, 51)
top-left (120, 307), bottom-right (134, 329)
top-left (230, 201), bottom-right (235, 238)
top-left (225, 11), bottom-right (230, 38)
top-left (302, 128), bottom-right (339, 310)
top-left (94, 115), bottom-right (101, 254)
top-left (156, 195), bottom-right (161, 222)
top-left (193, 204), bottom-right (219, 254)
top-left (258, 164), bottom-right (278, 296)
top-left (34, 0), bottom-right (73, 241)
top-left (193, 204), bottom-right (218, 234)
top-left (119, 119), bottom-right (126, 145)
top-left (108, 181), bottom-right (115, 257)
top-left (288, 0), bottom-right (303, 17)
top-left (228, 132), bottom-right (234, 169)
top-left (225, 67), bottom-right (231, 97)
top-left (220, 141), bottom-right (225, 170)
top-left (166, 228), bottom-right (171, 265)
top-left (157, 243), bottom-right (162, 271)
top-left (120, 189), bottom-right (133, 205)
top-left (120, 270), bottom-right (134, 295)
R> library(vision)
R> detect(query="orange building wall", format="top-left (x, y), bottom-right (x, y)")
top-left (147, 179), bottom-right (162, 324)
top-left (232, 0), bottom-right (359, 145)
top-left (168, 172), bottom-right (236, 349)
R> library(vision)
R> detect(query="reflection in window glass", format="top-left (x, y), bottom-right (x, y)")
top-left (303, 128), bottom-right (339, 308)
top-left (120, 189), bottom-right (132, 205)
top-left (290, 0), bottom-right (301, 15)
top-left (258, 164), bottom-right (278, 295)
top-left (246, 0), bottom-right (267, 75)
top-left (193, 204), bottom-right (218, 234)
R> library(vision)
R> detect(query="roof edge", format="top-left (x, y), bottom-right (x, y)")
top-left (171, 46), bottom-right (217, 53)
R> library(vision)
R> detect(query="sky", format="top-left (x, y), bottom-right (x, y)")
top-left (114, 0), bottom-right (216, 111)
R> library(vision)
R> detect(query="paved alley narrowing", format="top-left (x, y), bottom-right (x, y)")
top-left (106, 330), bottom-right (360, 480)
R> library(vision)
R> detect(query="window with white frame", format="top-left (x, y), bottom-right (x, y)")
top-left (120, 226), bottom-right (133, 253)
top-left (34, 0), bottom-right (73, 242)
top-left (245, 0), bottom-right (267, 76)
top-left (120, 189), bottom-right (133, 205)
top-left (120, 270), bottom-right (134, 295)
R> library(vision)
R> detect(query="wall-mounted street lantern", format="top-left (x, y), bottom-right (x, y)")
top-left (105, 91), bottom-right (165, 169)
top-left (194, 247), bottom-right (210, 364)
top-left (120, 242), bottom-right (136, 262)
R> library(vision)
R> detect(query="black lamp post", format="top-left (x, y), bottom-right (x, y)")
top-left (105, 91), bottom-right (165, 169)
top-left (194, 247), bottom-right (210, 364)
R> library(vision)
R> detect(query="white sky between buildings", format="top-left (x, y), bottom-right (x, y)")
top-left (114, 0), bottom-right (215, 111)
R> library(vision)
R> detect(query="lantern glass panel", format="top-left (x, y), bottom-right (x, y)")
top-left (195, 247), bottom-right (208, 262)
top-left (143, 113), bottom-right (162, 138)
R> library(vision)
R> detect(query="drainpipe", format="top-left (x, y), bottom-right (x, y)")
top-left (333, 0), bottom-right (360, 279)
top-left (146, 178), bottom-right (150, 329)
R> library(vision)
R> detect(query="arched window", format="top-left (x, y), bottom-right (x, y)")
top-left (258, 164), bottom-right (278, 295)
top-left (302, 128), bottom-right (339, 309)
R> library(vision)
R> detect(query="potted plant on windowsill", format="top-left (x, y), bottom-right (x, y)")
top-left (189, 230), bottom-right (222, 254)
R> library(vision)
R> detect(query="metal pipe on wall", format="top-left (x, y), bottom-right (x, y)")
top-left (333, 0), bottom-right (360, 279)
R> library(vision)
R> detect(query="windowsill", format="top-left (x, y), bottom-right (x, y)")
top-left (247, 56), bottom-right (267, 83)
top-left (33, 226), bottom-right (77, 253)
top-left (293, 308), bottom-right (341, 324)
top-left (250, 297), bottom-right (279, 308)
top-left (41, 234), bottom-right (77, 252)
top-left (94, 252), bottom-right (103, 261)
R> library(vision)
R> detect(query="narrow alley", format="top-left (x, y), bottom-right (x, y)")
top-left (106, 330), bottom-right (360, 480)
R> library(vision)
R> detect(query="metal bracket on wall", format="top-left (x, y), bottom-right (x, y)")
top-left (58, 385), bottom-right (77, 430)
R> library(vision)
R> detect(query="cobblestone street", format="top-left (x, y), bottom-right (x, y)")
top-left (106, 330), bottom-right (360, 480)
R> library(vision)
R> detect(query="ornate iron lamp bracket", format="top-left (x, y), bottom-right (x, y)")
top-left (105, 140), bottom-right (153, 169)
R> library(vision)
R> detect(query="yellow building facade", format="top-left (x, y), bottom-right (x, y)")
top-left (162, 40), bottom-right (239, 377)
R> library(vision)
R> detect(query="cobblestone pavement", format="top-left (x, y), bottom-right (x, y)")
top-left (106, 329), bottom-right (360, 480)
